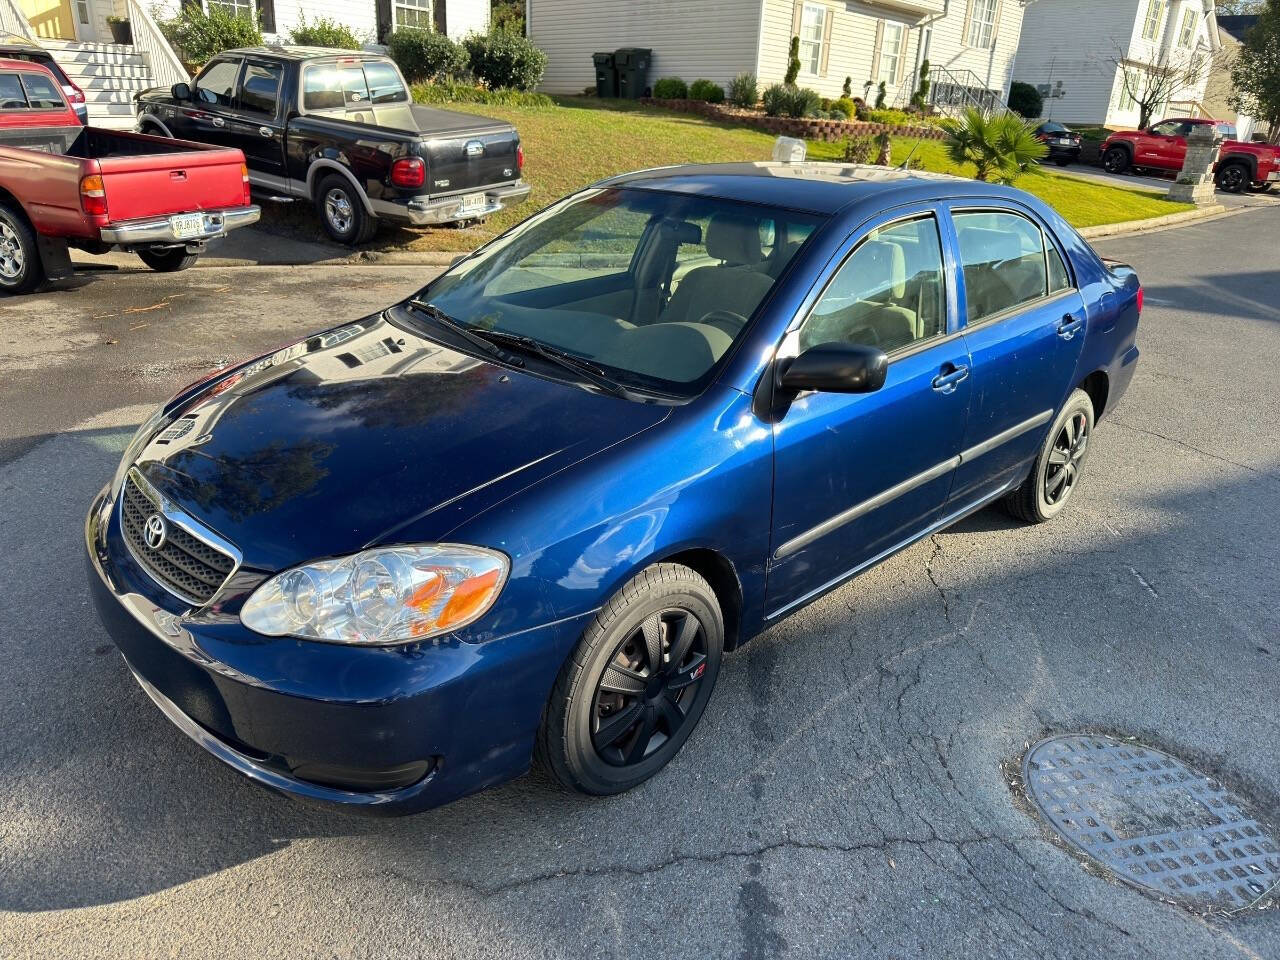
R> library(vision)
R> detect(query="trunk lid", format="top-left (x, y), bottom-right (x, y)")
top-left (96, 144), bottom-right (246, 221)
top-left (381, 104), bottom-right (520, 195)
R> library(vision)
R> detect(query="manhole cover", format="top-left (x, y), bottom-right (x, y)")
top-left (1022, 735), bottom-right (1280, 912)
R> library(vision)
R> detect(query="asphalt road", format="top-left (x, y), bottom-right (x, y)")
top-left (2, 210), bottom-right (1279, 959)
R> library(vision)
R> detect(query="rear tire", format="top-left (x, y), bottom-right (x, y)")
top-left (1003, 389), bottom-right (1095, 524)
top-left (315, 173), bottom-right (377, 245)
top-left (1216, 161), bottom-right (1249, 193)
top-left (1102, 146), bottom-right (1130, 174)
top-left (0, 202), bottom-right (44, 295)
top-left (137, 247), bottom-right (198, 272)
top-left (536, 563), bottom-right (723, 796)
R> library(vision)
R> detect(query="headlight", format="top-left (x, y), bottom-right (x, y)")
top-left (240, 544), bottom-right (509, 645)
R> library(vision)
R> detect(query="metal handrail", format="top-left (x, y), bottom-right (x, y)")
top-left (126, 0), bottom-right (188, 88)
top-left (927, 64), bottom-right (1009, 117)
top-left (0, 0), bottom-right (37, 42)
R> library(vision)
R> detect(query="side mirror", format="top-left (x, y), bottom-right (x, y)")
top-left (172, 82), bottom-right (191, 101)
top-left (779, 342), bottom-right (888, 394)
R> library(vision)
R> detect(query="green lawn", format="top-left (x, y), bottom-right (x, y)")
top-left (258, 97), bottom-right (1192, 252)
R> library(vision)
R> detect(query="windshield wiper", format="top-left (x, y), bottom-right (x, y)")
top-left (477, 330), bottom-right (640, 400)
top-left (404, 299), bottom-right (521, 367)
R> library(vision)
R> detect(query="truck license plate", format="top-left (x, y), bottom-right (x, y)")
top-left (170, 213), bottom-right (205, 239)
top-left (457, 193), bottom-right (486, 215)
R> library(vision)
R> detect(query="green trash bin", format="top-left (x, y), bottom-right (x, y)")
top-left (592, 52), bottom-right (618, 98)
top-left (614, 47), bottom-right (652, 99)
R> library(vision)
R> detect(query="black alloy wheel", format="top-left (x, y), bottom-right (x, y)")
top-left (1044, 409), bottom-right (1089, 507)
top-left (1216, 162), bottom-right (1249, 193)
top-left (591, 608), bottom-right (709, 767)
top-left (1004, 387), bottom-right (1095, 524)
top-left (1102, 146), bottom-right (1130, 174)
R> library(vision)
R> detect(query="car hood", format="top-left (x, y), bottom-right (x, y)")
top-left (131, 313), bottom-right (669, 571)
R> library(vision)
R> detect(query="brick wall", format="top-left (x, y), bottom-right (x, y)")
top-left (639, 98), bottom-right (947, 143)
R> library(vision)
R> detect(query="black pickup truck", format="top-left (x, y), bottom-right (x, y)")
top-left (135, 47), bottom-right (529, 244)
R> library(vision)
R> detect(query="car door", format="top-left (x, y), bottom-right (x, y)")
top-left (223, 57), bottom-right (286, 180)
top-left (1135, 120), bottom-right (1176, 166)
top-left (173, 56), bottom-right (242, 145)
top-left (766, 209), bottom-right (972, 616)
top-left (946, 206), bottom-right (1087, 507)
top-left (1160, 121), bottom-right (1195, 169)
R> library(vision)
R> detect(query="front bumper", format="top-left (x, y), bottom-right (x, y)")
top-left (99, 205), bottom-right (261, 246)
top-left (85, 485), bottom-right (588, 814)
top-left (374, 181), bottom-right (531, 226)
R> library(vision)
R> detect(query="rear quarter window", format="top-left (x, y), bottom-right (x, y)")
top-left (363, 61), bottom-right (407, 104)
top-left (0, 74), bottom-right (26, 109)
top-left (19, 72), bottom-right (64, 110)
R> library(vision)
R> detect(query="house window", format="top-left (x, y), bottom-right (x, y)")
top-left (798, 4), bottom-right (826, 75)
top-left (1142, 0), bottom-right (1165, 41)
top-left (1178, 7), bottom-right (1197, 47)
top-left (395, 0), bottom-right (433, 31)
top-left (965, 0), bottom-right (997, 49)
top-left (208, 0), bottom-right (255, 19)
top-left (878, 22), bottom-right (906, 84)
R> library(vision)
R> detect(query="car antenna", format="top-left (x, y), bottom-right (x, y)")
top-left (897, 134), bottom-right (926, 171)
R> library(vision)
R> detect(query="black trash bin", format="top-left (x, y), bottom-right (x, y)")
top-left (592, 52), bottom-right (618, 98)
top-left (614, 47), bottom-right (652, 99)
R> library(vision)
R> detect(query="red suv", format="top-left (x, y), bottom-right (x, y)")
top-left (1101, 118), bottom-right (1280, 193)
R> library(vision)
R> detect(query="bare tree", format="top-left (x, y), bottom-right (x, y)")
top-left (1103, 41), bottom-right (1216, 129)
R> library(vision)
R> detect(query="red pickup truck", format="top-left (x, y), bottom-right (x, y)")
top-left (1100, 118), bottom-right (1280, 193)
top-left (0, 59), bottom-right (259, 294)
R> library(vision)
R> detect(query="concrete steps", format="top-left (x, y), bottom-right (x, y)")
top-left (44, 39), bottom-right (156, 130)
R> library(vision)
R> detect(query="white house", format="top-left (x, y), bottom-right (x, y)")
top-left (1012, 0), bottom-right (1221, 127)
top-left (529, 0), bottom-right (1034, 111)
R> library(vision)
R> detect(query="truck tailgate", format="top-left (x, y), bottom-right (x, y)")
top-left (96, 147), bottom-right (246, 221)
top-left (403, 105), bottom-right (519, 195)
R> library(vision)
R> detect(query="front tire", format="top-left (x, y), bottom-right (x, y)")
top-left (137, 247), bottom-right (198, 272)
top-left (537, 564), bottom-right (723, 796)
top-left (1216, 162), bottom-right (1249, 193)
top-left (0, 202), bottom-right (44, 295)
top-left (1102, 146), bottom-right (1130, 175)
top-left (1003, 388), bottom-right (1095, 524)
top-left (315, 173), bottom-right (377, 245)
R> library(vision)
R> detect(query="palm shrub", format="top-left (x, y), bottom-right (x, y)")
top-left (944, 108), bottom-right (1048, 183)
top-left (388, 28), bottom-right (468, 82)
top-left (288, 14), bottom-right (361, 48)
top-left (653, 76), bottom-right (688, 99)
top-left (762, 83), bottom-right (789, 116)
top-left (728, 73), bottom-right (757, 108)
top-left (785, 36), bottom-right (801, 85)
top-left (785, 86), bottom-right (821, 118)
top-left (689, 79), bottom-right (725, 103)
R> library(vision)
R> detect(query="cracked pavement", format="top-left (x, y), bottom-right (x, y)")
top-left (2, 208), bottom-right (1279, 959)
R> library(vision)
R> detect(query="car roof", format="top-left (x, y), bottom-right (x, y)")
top-left (596, 161), bottom-right (1024, 216)
top-left (218, 45), bottom-right (388, 62)
top-left (0, 57), bottom-right (55, 73)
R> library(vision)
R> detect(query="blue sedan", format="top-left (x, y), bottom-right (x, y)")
top-left (86, 162), bottom-right (1142, 812)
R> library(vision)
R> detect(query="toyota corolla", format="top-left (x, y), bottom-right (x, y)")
top-left (86, 162), bottom-right (1141, 812)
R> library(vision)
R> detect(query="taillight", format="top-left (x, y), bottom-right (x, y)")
top-left (1136, 286), bottom-right (1144, 315)
top-left (80, 174), bottom-right (107, 217)
top-left (63, 82), bottom-right (85, 104)
top-left (241, 162), bottom-right (251, 206)
top-left (390, 156), bottom-right (425, 189)
top-left (516, 144), bottom-right (524, 173)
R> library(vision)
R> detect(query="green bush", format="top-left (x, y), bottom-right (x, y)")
top-left (866, 107), bottom-right (915, 126)
top-left (785, 36), bottom-right (801, 85)
top-left (831, 97), bottom-right (855, 119)
top-left (653, 76), bottom-right (688, 99)
top-left (462, 29), bottom-right (548, 91)
top-left (875, 81), bottom-right (887, 109)
top-left (762, 83), bottom-right (788, 116)
top-left (159, 5), bottom-right (261, 68)
top-left (689, 79), bottom-right (725, 103)
top-left (728, 73), bottom-right (757, 108)
top-left (1008, 81), bottom-right (1044, 120)
top-left (785, 86), bottom-right (822, 118)
top-left (841, 134), bottom-right (875, 163)
top-left (490, 0), bottom-right (525, 35)
top-left (388, 28), bottom-right (468, 82)
top-left (842, 76), bottom-right (852, 97)
top-left (413, 81), bottom-right (553, 107)
top-left (288, 14), bottom-right (361, 49)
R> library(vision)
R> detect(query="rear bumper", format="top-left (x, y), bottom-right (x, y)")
top-left (373, 181), bottom-right (531, 225)
top-left (99, 205), bottom-right (261, 246)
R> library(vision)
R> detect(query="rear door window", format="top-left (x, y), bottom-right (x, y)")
top-left (237, 60), bottom-right (283, 116)
top-left (302, 63), bottom-right (371, 110)
top-left (363, 61), bottom-right (408, 104)
top-left (19, 72), bottom-right (64, 109)
top-left (954, 210), bottom-right (1052, 323)
top-left (196, 59), bottom-right (241, 107)
top-left (0, 74), bottom-right (27, 109)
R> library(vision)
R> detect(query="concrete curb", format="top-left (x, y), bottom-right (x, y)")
top-left (1077, 203), bottom-right (1231, 240)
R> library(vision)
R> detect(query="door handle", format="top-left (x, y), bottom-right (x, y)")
top-left (258, 126), bottom-right (273, 137)
top-left (1057, 315), bottom-right (1085, 340)
top-left (211, 116), bottom-right (225, 127)
top-left (931, 364), bottom-right (969, 394)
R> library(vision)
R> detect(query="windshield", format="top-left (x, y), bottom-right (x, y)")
top-left (417, 187), bottom-right (823, 396)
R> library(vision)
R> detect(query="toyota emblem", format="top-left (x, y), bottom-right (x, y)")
top-left (143, 513), bottom-right (168, 551)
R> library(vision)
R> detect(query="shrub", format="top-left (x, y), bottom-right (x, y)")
top-left (842, 76), bottom-right (852, 97)
top-left (785, 36), bottom-right (801, 85)
top-left (784, 86), bottom-right (821, 118)
top-left (689, 79), bottom-right (725, 103)
top-left (388, 28), bottom-right (468, 82)
top-left (288, 14), bottom-right (361, 49)
top-left (462, 28), bottom-right (548, 90)
top-left (944, 107), bottom-right (1047, 183)
top-left (413, 81), bottom-right (553, 107)
top-left (728, 72), bottom-right (757, 108)
top-left (1008, 81), bottom-right (1044, 120)
top-left (875, 81), bottom-right (887, 108)
top-left (159, 5), bottom-right (261, 68)
top-left (841, 134), bottom-right (875, 163)
top-left (852, 97), bottom-right (869, 120)
top-left (911, 59), bottom-right (931, 110)
top-left (653, 76), bottom-right (688, 99)
top-left (490, 0), bottom-right (525, 35)
top-left (762, 82), bottom-right (788, 116)
top-left (866, 107), bottom-right (915, 126)
top-left (830, 97), bottom-right (855, 120)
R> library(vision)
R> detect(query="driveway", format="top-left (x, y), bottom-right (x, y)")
top-left (2, 210), bottom-right (1279, 959)
top-left (1048, 160), bottom-right (1280, 210)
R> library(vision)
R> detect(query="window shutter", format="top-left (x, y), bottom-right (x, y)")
top-left (791, 2), bottom-right (803, 41)
top-left (433, 0), bottom-right (447, 35)
top-left (895, 28), bottom-right (905, 83)
top-left (989, 0), bottom-right (1002, 47)
top-left (258, 0), bottom-right (276, 34)
top-left (870, 19), bottom-right (884, 81)
top-left (819, 9), bottom-right (833, 77)
top-left (376, 0), bottom-right (392, 43)
top-left (961, 0), bottom-right (973, 47)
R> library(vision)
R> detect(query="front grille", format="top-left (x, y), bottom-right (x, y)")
top-left (120, 473), bottom-right (236, 605)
